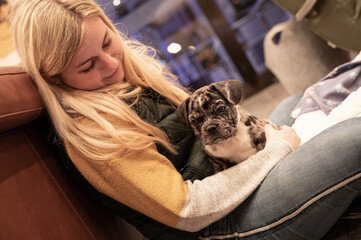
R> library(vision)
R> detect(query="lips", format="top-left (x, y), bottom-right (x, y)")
top-left (106, 67), bottom-right (118, 79)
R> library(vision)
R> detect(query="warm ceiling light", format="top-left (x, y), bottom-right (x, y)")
top-left (167, 42), bottom-right (182, 54)
top-left (113, 0), bottom-right (121, 6)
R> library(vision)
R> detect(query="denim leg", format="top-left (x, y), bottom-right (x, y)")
top-left (201, 117), bottom-right (361, 240)
top-left (267, 95), bottom-right (303, 126)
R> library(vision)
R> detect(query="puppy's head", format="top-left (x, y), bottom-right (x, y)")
top-left (177, 80), bottom-right (243, 145)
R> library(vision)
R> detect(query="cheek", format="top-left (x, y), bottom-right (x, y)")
top-left (62, 71), bottom-right (101, 89)
top-left (118, 60), bottom-right (125, 78)
top-left (111, 39), bottom-right (123, 58)
top-left (228, 108), bottom-right (238, 123)
top-left (63, 76), bottom-right (86, 88)
top-left (116, 42), bottom-right (125, 67)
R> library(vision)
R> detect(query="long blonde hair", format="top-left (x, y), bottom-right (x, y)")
top-left (9, 0), bottom-right (189, 160)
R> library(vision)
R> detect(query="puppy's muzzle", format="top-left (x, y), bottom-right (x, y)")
top-left (201, 121), bottom-right (237, 145)
top-left (205, 123), bottom-right (218, 133)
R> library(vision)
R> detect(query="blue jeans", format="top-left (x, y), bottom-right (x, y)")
top-left (201, 95), bottom-right (361, 239)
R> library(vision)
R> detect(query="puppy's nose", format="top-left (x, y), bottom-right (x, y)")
top-left (206, 124), bottom-right (218, 133)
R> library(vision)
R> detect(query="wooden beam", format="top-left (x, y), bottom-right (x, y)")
top-left (196, 0), bottom-right (258, 84)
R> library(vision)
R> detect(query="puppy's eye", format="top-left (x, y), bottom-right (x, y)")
top-left (191, 116), bottom-right (204, 125)
top-left (196, 116), bottom-right (204, 123)
top-left (216, 106), bottom-right (226, 113)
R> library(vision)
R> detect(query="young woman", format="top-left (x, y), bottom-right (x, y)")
top-left (9, 0), bottom-right (361, 239)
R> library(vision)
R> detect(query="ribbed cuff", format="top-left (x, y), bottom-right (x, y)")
top-left (264, 138), bottom-right (293, 160)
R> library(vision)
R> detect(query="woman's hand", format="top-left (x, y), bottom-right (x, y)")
top-left (265, 125), bottom-right (301, 151)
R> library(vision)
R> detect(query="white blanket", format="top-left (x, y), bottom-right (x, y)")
top-left (292, 86), bottom-right (361, 143)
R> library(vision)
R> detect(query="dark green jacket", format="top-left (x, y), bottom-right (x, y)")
top-left (56, 89), bottom-right (214, 240)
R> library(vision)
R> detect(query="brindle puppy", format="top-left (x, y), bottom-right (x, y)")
top-left (177, 80), bottom-right (279, 172)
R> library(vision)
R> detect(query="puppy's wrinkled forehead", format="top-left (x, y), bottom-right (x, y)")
top-left (190, 88), bottom-right (224, 111)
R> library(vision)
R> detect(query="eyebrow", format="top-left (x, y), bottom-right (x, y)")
top-left (76, 29), bottom-right (108, 68)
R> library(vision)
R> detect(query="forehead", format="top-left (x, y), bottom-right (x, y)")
top-left (190, 88), bottom-right (224, 111)
top-left (69, 17), bottom-right (107, 67)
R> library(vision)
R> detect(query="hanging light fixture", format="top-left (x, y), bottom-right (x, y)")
top-left (113, 0), bottom-right (121, 6)
top-left (167, 42), bottom-right (182, 54)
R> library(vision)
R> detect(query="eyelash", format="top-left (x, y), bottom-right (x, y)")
top-left (81, 39), bottom-right (112, 73)
top-left (103, 39), bottom-right (112, 49)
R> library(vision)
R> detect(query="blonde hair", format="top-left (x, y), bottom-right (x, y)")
top-left (9, 0), bottom-right (188, 160)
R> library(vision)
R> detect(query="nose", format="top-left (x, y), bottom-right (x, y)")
top-left (100, 53), bottom-right (118, 71)
top-left (206, 123), bottom-right (218, 133)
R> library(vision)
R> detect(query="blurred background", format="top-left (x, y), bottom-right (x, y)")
top-left (0, 0), bottom-right (355, 117)
top-left (0, 0), bottom-right (292, 98)
top-left (93, 0), bottom-right (292, 97)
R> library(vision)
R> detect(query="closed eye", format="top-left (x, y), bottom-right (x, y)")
top-left (103, 39), bottom-right (112, 49)
top-left (81, 59), bottom-right (95, 73)
top-left (79, 31), bottom-right (111, 73)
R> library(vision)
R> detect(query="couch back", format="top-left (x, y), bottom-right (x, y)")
top-left (0, 66), bottom-right (145, 240)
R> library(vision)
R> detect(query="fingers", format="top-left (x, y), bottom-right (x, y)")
top-left (265, 124), bottom-right (301, 151)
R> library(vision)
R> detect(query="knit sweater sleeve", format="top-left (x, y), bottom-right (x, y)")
top-left (65, 134), bottom-right (292, 232)
top-left (176, 138), bottom-right (292, 231)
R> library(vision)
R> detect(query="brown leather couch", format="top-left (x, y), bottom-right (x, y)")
top-left (1, 65), bottom-right (361, 240)
top-left (0, 66), bottom-right (146, 240)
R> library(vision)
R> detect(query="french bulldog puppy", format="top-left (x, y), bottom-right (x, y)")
top-left (177, 80), bottom-right (280, 172)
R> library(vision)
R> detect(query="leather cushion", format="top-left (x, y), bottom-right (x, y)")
top-left (0, 66), bottom-right (44, 133)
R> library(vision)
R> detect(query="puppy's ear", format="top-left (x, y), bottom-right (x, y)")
top-left (177, 97), bottom-right (191, 128)
top-left (211, 80), bottom-right (243, 104)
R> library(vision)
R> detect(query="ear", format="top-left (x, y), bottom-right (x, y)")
top-left (42, 74), bottom-right (63, 85)
top-left (176, 97), bottom-right (191, 128)
top-left (211, 80), bottom-right (243, 104)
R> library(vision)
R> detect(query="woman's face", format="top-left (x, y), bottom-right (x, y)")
top-left (60, 17), bottom-right (125, 90)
